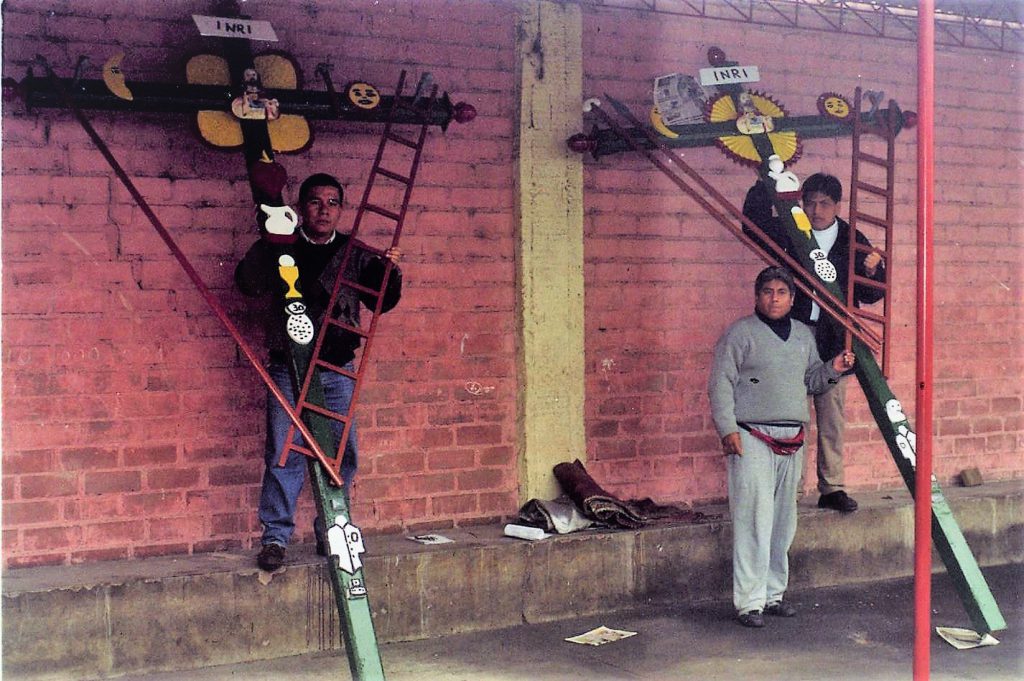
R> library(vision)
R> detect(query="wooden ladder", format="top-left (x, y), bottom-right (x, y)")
top-left (278, 70), bottom-right (437, 475)
top-left (847, 86), bottom-right (897, 377)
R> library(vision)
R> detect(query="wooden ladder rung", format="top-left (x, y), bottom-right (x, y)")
top-left (852, 307), bottom-right (887, 324)
top-left (385, 131), bottom-right (419, 148)
top-left (853, 211), bottom-right (889, 228)
top-left (334, 276), bottom-right (380, 297)
top-left (376, 167), bottom-right (411, 184)
top-left (856, 152), bottom-right (888, 167)
top-left (284, 442), bottom-right (333, 461)
top-left (298, 400), bottom-right (351, 422)
top-left (357, 243), bottom-right (386, 258)
top-left (855, 180), bottom-right (888, 196)
top-left (315, 357), bottom-right (360, 379)
top-left (365, 203), bottom-right (401, 221)
top-left (327, 317), bottom-right (370, 338)
top-left (852, 275), bottom-right (889, 292)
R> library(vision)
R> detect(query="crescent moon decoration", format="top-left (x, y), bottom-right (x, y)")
top-left (649, 105), bottom-right (680, 139)
top-left (817, 92), bottom-right (853, 122)
top-left (705, 91), bottom-right (801, 167)
top-left (102, 53), bottom-right (134, 101)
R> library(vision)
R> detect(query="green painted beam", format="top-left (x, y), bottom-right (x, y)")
top-left (851, 337), bottom-right (1007, 634)
top-left (284, 338), bottom-right (386, 680)
top-left (11, 76), bottom-right (461, 128)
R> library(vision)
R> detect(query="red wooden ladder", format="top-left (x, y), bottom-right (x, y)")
top-left (278, 70), bottom-right (437, 474)
top-left (846, 86), bottom-right (897, 376)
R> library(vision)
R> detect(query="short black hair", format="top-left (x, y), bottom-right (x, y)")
top-left (299, 173), bottom-right (344, 205)
top-left (801, 173), bottom-right (842, 203)
top-left (754, 265), bottom-right (795, 296)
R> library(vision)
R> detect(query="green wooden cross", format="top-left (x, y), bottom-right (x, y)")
top-left (581, 45), bottom-right (1004, 635)
top-left (5, 1), bottom-right (474, 676)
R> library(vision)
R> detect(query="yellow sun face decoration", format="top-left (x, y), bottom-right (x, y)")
top-left (817, 92), bottom-right (852, 121)
top-left (706, 92), bottom-right (801, 167)
top-left (346, 82), bottom-right (381, 110)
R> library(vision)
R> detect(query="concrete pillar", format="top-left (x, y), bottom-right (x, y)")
top-left (514, 0), bottom-right (586, 501)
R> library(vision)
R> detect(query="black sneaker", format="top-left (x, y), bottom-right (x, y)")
top-left (737, 610), bottom-right (764, 628)
top-left (765, 601), bottom-right (797, 617)
top-left (256, 543), bottom-right (286, 571)
top-left (818, 490), bottom-right (858, 513)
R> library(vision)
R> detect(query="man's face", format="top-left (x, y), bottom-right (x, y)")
top-left (301, 185), bottom-right (342, 240)
top-left (755, 279), bottom-right (794, 320)
top-left (802, 191), bottom-right (839, 231)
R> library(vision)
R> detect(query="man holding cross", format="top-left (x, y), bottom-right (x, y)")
top-left (742, 173), bottom-right (886, 513)
top-left (235, 172), bottom-right (403, 572)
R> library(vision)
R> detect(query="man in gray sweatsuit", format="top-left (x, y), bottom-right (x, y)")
top-left (709, 266), bottom-right (855, 628)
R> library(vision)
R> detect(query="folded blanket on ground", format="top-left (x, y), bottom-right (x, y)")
top-left (628, 497), bottom-right (713, 523)
top-left (553, 459), bottom-right (644, 529)
top-left (518, 497), bottom-right (594, 534)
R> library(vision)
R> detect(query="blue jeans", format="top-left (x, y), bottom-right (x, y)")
top-left (258, 362), bottom-right (357, 547)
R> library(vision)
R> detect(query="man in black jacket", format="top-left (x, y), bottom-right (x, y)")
top-left (236, 173), bottom-right (402, 570)
top-left (742, 173), bottom-right (885, 513)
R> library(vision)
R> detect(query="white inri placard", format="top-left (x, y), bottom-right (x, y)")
top-left (192, 14), bottom-right (278, 41)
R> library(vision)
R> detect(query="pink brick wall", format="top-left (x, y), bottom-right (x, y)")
top-left (2, 0), bottom-right (519, 568)
top-left (2, 0), bottom-right (1021, 568)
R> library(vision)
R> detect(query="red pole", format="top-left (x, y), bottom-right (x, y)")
top-left (914, 1), bottom-right (935, 680)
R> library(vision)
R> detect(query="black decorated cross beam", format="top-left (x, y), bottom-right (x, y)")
top-left (8, 70), bottom-right (474, 129)
top-left (567, 47), bottom-right (914, 161)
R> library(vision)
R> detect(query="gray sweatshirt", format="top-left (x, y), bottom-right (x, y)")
top-left (708, 315), bottom-right (841, 438)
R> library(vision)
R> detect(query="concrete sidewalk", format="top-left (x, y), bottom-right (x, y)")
top-left (4, 482), bottom-right (1020, 679)
top-left (115, 563), bottom-right (1022, 681)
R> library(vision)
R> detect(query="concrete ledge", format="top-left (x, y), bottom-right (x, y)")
top-left (3, 481), bottom-right (1022, 680)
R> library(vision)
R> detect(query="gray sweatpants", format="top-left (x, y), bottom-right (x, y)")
top-left (727, 424), bottom-right (804, 615)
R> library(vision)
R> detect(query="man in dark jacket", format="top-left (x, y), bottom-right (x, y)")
top-left (236, 173), bottom-right (402, 571)
top-left (742, 173), bottom-right (885, 513)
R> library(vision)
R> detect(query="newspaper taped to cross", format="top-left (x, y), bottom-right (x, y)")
top-left (653, 73), bottom-right (709, 126)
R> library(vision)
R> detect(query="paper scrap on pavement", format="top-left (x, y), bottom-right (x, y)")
top-left (936, 626), bottom-right (1000, 650)
top-left (406, 534), bottom-right (454, 545)
top-left (565, 625), bottom-right (638, 646)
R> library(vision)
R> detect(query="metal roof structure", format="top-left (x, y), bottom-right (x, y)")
top-left (588, 0), bottom-right (1023, 53)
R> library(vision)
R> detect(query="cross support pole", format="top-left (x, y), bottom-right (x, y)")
top-left (574, 107), bottom-right (912, 159)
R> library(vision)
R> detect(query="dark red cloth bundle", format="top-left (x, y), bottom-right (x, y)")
top-left (553, 459), bottom-right (644, 529)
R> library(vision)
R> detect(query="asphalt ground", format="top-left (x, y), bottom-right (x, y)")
top-left (119, 562), bottom-right (1022, 681)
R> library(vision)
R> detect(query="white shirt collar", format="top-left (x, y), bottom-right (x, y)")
top-left (299, 227), bottom-right (336, 245)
